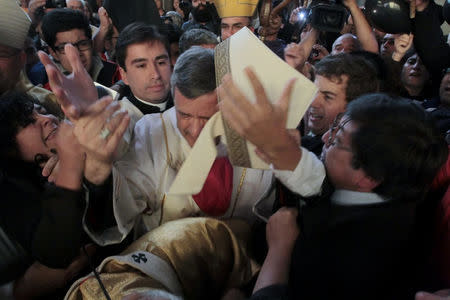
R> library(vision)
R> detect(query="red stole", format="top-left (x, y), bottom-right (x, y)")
top-left (192, 157), bottom-right (233, 216)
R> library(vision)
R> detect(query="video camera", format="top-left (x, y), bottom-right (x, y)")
top-left (298, 0), bottom-right (349, 33)
top-left (45, 0), bottom-right (66, 8)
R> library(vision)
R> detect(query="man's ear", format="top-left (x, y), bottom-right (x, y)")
top-left (356, 173), bottom-right (381, 193)
top-left (119, 66), bottom-right (129, 85)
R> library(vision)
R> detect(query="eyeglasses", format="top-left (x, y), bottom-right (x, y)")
top-left (54, 39), bottom-right (92, 54)
top-left (326, 113), bottom-right (353, 152)
top-left (382, 38), bottom-right (394, 46)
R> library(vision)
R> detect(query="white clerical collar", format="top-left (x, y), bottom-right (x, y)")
top-left (134, 95), bottom-right (167, 111)
top-left (331, 189), bottom-right (389, 206)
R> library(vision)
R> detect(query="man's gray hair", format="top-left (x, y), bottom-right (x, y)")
top-left (171, 46), bottom-right (216, 99)
top-left (179, 29), bottom-right (218, 53)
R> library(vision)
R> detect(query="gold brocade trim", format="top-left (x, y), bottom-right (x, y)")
top-left (159, 194), bottom-right (166, 226)
top-left (160, 113), bottom-right (172, 166)
top-left (230, 168), bottom-right (247, 218)
top-left (215, 38), bottom-right (252, 167)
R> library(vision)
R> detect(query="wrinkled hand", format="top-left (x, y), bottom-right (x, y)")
top-left (284, 42), bottom-right (307, 70)
top-left (73, 96), bottom-right (130, 165)
top-left (392, 33), bottom-right (414, 62)
top-left (266, 207), bottom-right (299, 250)
top-left (38, 44), bottom-right (97, 121)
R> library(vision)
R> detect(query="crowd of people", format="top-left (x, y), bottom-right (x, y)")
top-left (0, 0), bottom-right (449, 298)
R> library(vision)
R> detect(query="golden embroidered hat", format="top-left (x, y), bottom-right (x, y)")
top-left (213, 0), bottom-right (259, 18)
top-left (0, 0), bottom-right (31, 49)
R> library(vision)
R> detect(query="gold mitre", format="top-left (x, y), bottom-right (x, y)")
top-left (213, 0), bottom-right (259, 18)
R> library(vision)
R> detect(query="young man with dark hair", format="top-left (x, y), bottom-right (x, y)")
top-left (115, 22), bottom-right (173, 116)
top-left (303, 53), bottom-right (379, 155)
top-left (41, 9), bottom-right (120, 87)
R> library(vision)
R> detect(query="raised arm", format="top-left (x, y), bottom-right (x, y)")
top-left (342, 0), bottom-right (379, 53)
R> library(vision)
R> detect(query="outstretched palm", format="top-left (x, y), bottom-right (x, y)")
top-left (38, 44), bottom-right (98, 121)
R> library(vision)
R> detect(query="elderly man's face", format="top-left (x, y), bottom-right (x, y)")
top-left (0, 44), bottom-right (25, 95)
top-left (66, 0), bottom-right (84, 11)
top-left (174, 88), bottom-right (218, 147)
top-left (331, 34), bottom-right (359, 55)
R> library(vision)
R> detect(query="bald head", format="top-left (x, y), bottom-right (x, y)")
top-left (331, 33), bottom-right (361, 55)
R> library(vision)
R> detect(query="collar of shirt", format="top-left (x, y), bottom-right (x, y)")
top-left (331, 189), bottom-right (389, 206)
top-left (134, 94), bottom-right (167, 111)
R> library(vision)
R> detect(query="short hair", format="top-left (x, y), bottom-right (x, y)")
top-left (346, 93), bottom-right (448, 201)
top-left (179, 29), bottom-right (218, 53)
top-left (314, 53), bottom-right (379, 103)
top-left (171, 46), bottom-right (215, 99)
top-left (165, 11), bottom-right (184, 29)
top-left (41, 9), bottom-right (91, 49)
top-left (115, 22), bottom-right (169, 70)
top-left (0, 92), bottom-right (38, 162)
top-left (65, 0), bottom-right (85, 6)
top-left (331, 33), bottom-right (362, 52)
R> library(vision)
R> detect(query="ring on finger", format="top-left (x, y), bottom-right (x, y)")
top-left (99, 127), bottom-right (111, 140)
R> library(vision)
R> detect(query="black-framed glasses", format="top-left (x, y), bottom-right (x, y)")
top-left (326, 113), bottom-right (352, 152)
top-left (54, 39), bottom-right (92, 54)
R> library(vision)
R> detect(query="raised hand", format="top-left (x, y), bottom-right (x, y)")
top-left (73, 97), bottom-right (130, 184)
top-left (392, 33), bottom-right (414, 62)
top-left (38, 44), bottom-right (97, 121)
top-left (218, 68), bottom-right (302, 170)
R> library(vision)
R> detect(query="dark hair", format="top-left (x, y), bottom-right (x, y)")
top-left (115, 22), bottom-right (169, 70)
top-left (41, 9), bottom-right (92, 49)
top-left (171, 47), bottom-right (215, 99)
top-left (179, 28), bottom-right (218, 54)
top-left (346, 93), bottom-right (448, 201)
top-left (0, 92), bottom-right (38, 161)
top-left (314, 53), bottom-right (379, 103)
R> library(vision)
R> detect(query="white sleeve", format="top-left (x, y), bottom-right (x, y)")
top-left (84, 116), bottom-right (159, 245)
top-left (271, 147), bottom-right (325, 197)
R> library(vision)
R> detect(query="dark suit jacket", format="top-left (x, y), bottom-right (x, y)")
top-left (252, 195), bottom-right (422, 300)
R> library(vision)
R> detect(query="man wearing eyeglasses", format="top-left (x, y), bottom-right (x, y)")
top-left (40, 9), bottom-right (120, 88)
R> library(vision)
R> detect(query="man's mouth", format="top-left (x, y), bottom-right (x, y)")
top-left (309, 112), bottom-right (323, 122)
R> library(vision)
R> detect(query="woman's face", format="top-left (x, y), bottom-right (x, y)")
top-left (15, 105), bottom-right (59, 164)
top-left (401, 54), bottom-right (430, 92)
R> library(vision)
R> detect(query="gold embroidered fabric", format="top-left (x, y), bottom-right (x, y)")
top-left (66, 218), bottom-right (259, 300)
